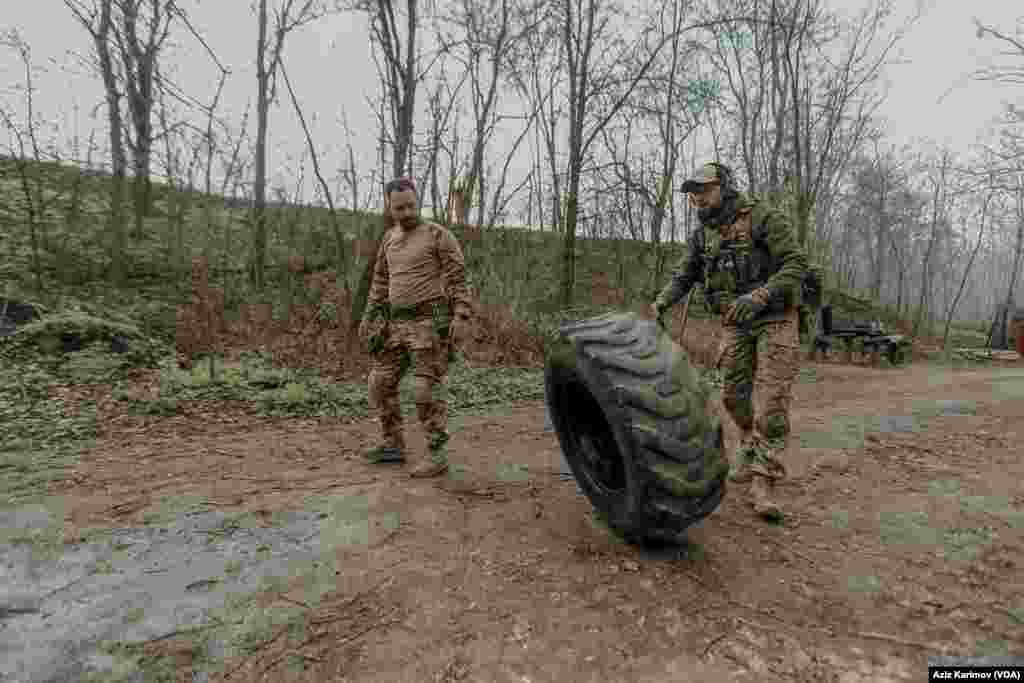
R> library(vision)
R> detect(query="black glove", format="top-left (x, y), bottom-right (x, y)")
top-left (653, 299), bottom-right (671, 327)
top-left (727, 292), bottom-right (768, 325)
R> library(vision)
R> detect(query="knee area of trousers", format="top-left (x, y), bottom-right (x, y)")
top-left (412, 375), bottom-right (434, 404)
top-left (760, 413), bottom-right (790, 440)
top-left (368, 371), bottom-right (396, 403)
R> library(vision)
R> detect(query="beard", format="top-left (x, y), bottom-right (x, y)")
top-left (399, 215), bottom-right (420, 230)
top-left (698, 193), bottom-right (739, 228)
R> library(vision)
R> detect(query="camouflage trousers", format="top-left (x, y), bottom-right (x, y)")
top-left (367, 316), bottom-right (451, 454)
top-left (715, 306), bottom-right (801, 481)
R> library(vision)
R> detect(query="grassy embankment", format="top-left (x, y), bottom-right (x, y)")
top-left (0, 157), bottom-right (992, 506)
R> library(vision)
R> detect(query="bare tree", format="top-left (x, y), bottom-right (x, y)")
top-left (346, 0), bottom-right (442, 338)
top-left (278, 55), bottom-right (350, 284)
top-left (942, 175), bottom-right (997, 348)
top-left (556, 1), bottom-right (726, 305)
top-left (1004, 173), bottom-right (1024, 314)
top-left (418, 62), bottom-right (469, 223)
top-left (109, 0), bottom-right (178, 238)
top-left (973, 17), bottom-right (1024, 86)
top-left (337, 105), bottom-right (368, 213)
top-left (251, 0), bottom-right (325, 290)
top-left (1, 30), bottom-right (47, 294)
top-left (506, 1), bottom-right (566, 236)
top-left (437, 0), bottom-right (541, 227)
top-left (701, 0), bottom-right (910, 250)
top-left (912, 148), bottom-right (953, 337)
top-left (65, 0), bottom-right (129, 285)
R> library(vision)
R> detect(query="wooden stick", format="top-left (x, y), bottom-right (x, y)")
top-left (679, 289), bottom-right (695, 340)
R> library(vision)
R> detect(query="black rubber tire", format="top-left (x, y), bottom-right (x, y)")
top-left (544, 312), bottom-right (728, 546)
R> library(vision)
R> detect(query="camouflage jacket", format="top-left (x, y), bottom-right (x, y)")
top-left (657, 195), bottom-right (807, 317)
top-left (365, 221), bottom-right (472, 321)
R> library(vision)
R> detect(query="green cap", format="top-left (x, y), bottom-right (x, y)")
top-left (680, 163), bottom-right (726, 193)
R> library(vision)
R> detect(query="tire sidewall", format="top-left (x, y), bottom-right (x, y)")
top-left (544, 353), bottom-right (644, 536)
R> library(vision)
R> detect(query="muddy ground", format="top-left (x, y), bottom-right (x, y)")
top-left (2, 358), bottom-right (1023, 682)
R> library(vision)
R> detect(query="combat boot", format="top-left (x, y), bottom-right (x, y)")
top-left (749, 474), bottom-right (782, 521)
top-left (728, 438), bottom-right (756, 483)
top-left (728, 453), bottom-right (755, 483)
top-left (409, 447), bottom-right (449, 478)
top-left (364, 446), bottom-right (405, 464)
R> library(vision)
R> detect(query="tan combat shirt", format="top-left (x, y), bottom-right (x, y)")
top-left (367, 221), bottom-right (472, 316)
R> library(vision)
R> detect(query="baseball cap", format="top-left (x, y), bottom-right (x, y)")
top-left (680, 163), bottom-right (726, 193)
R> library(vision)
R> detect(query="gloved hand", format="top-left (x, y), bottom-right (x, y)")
top-left (652, 299), bottom-right (671, 326)
top-left (358, 318), bottom-right (386, 351)
top-left (726, 289), bottom-right (769, 325)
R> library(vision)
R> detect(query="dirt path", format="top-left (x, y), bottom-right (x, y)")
top-left (3, 362), bottom-right (1023, 682)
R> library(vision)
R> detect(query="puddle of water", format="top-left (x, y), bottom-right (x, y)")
top-left (932, 400), bottom-right (976, 416)
top-left (0, 502), bottom-right (385, 682)
top-left (874, 415), bottom-right (918, 433)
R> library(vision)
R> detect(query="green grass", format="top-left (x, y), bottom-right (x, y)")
top-left (878, 511), bottom-right (940, 546)
top-left (847, 575), bottom-right (882, 593)
top-left (131, 352), bottom-right (548, 419)
top-left (0, 362), bottom-right (97, 507)
top-left (140, 495), bottom-right (211, 528)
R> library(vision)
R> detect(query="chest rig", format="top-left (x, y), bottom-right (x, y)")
top-left (702, 209), bottom-right (780, 313)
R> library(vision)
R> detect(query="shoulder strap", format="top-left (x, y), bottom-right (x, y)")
top-left (749, 202), bottom-right (773, 245)
top-left (428, 222), bottom-right (444, 264)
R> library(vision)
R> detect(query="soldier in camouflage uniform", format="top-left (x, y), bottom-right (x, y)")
top-left (653, 163), bottom-right (807, 521)
top-left (358, 177), bottom-right (474, 478)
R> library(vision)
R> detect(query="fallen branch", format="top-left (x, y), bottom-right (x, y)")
top-left (223, 622), bottom-right (294, 680)
top-left (701, 629), bottom-right (732, 658)
top-left (853, 630), bottom-right (940, 650)
top-left (261, 608), bottom-right (404, 676)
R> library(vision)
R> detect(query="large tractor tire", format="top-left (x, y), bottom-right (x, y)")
top-left (544, 312), bottom-right (729, 546)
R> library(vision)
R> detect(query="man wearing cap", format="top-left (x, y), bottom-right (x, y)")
top-left (358, 177), bottom-right (474, 477)
top-left (653, 162), bottom-right (807, 521)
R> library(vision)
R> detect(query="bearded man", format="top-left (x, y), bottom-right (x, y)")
top-left (653, 163), bottom-right (808, 520)
top-left (359, 177), bottom-right (473, 477)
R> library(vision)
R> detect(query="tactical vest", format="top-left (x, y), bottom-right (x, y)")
top-left (702, 204), bottom-right (787, 315)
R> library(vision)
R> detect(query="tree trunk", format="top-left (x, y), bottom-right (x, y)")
top-left (942, 191), bottom-right (992, 349)
top-left (252, 0), bottom-right (269, 291)
top-left (1005, 177), bottom-right (1024, 313)
top-left (914, 159), bottom-right (948, 337)
top-left (280, 57), bottom-right (349, 283)
top-left (95, 0), bottom-right (127, 286)
top-left (348, 0), bottom-right (423, 343)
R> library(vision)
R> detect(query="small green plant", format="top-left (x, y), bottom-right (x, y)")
top-left (831, 510), bottom-right (850, 529)
top-left (496, 463), bottom-right (530, 482)
top-left (943, 527), bottom-right (993, 561)
top-left (878, 511), bottom-right (939, 546)
top-left (847, 575), bottom-right (881, 593)
top-left (225, 559), bottom-right (243, 577)
top-left (283, 381), bottom-right (308, 404)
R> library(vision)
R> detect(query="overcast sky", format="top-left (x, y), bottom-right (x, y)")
top-left (3, 0), bottom-right (1022, 216)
